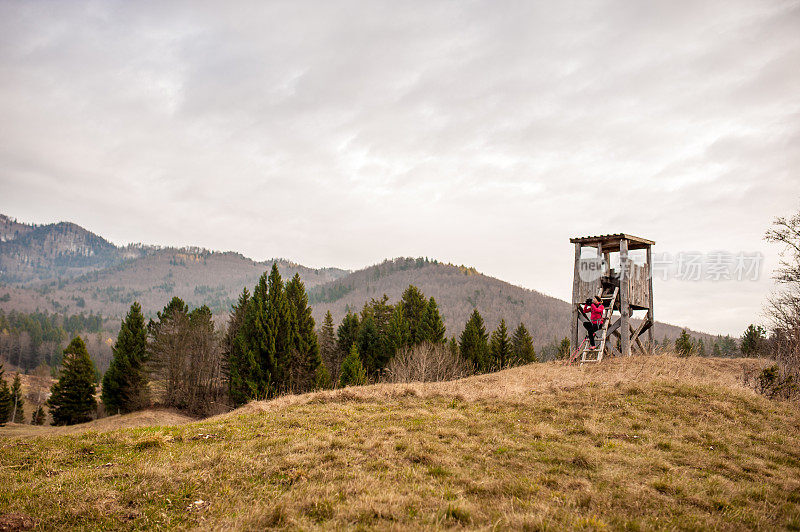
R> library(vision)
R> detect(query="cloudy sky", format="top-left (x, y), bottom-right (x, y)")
top-left (1, 0), bottom-right (798, 335)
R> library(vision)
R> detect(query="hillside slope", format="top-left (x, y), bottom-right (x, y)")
top-left (0, 215), bottom-right (150, 284)
top-left (2, 355), bottom-right (798, 530)
top-left (309, 258), bottom-right (714, 345)
top-left (1, 249), bottom-right (348, 318)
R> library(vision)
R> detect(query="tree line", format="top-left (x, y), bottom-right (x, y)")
top-left (0, 309), bottom-right (104, 371)
top-left (32, 264), bottom-right (538, 425)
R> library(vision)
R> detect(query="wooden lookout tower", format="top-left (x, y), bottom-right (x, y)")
top-left (570, 233), bottom-right (655, 363)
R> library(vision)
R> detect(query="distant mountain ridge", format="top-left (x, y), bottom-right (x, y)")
top-left (0, 215), bottom-right (154, 284)
top-left (0, 214), bottom-right (714, 347)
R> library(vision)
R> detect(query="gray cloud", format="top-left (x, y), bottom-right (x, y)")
top-left (1, 0), bottom-right (798, 335)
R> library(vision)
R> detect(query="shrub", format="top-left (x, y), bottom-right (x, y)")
top-left (338, 345), bottom-right (367, 388)
top-left (745, 365), bottom-right (798, 400)
top-left (384, 342), bottom-right (471, 384)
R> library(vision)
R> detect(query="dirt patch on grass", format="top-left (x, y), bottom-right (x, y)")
top-left (0, 512), bottom-right (36, 531)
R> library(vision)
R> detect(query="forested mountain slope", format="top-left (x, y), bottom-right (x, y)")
top-left (309, 258), bottom-right (713, 345)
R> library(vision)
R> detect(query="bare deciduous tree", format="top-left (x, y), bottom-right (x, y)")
top-left (149, 303), bottom-right (226, 416)
top-left (765, 211), bottom-right (800, 382)
top-left (384, 342), bottom-right (471, 384)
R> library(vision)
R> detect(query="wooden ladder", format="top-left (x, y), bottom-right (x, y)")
top-left (580, 287), bottom-right (618, 364)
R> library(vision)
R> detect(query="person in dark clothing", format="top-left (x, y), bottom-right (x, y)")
top-left (582, 295), bottom-right (604, 348)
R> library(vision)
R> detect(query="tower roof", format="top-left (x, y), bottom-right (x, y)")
top-left (569, 233), bottom-right (654, 251)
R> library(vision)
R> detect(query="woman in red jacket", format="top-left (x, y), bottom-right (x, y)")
top-left (582, 295), bottom-right (604, 349)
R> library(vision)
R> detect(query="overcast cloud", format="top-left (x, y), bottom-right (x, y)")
top-left (1, 0), bottom-right (798, 335)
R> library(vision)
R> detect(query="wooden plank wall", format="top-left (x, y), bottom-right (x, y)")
top-left (628, 264), bottom-right (650, 308)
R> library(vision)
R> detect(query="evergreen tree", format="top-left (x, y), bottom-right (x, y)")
top-left (741, 324), bottom-right (767, 357)
top-left (490, 319), bottom-right (512, 370)
top-left (266, 264), bottom-right (292, 393)
top-left (0, 363), bottom-right (11, 423)
top-left (225, 288), bottom-right (257, 406)
top-left (385, 304), bottom-right (410, 355)
top-left (400, 285), bottom-right (428, 344)
top-left (717, 335), bottom-right (738, 355)
top-left (362, 295), bottom-right (394, 347)
top-left (697, 339), bottom-right (707, 357)
top-left (557, 337), bottom-right (571, 360)
top-left (285, 273), bottom-right (322, 393)
top-left (47, 337), bottom-right (97, 425)
top-left (338, 345), bottom-right (367, 387)
top-left (243, 271), bottom-right (275, 399)
top-left (314, 364), bottom-right (332, 390)
top-left (31, 404), bottom-right (46, 425)
top-left (10, 373), bottom-right (24, 422)
top-left (102, 302), bottom-right (149, 415)
top-left (319, 311), bottom-right (339, 386)
top-left (459, 310), bottom-right (490, 372)
top-left (337, 312), bottom-right (360, 361)
top-left (419, 297), bottom-right (446, 344)
top-left (511, 323), bottom-right (537, 364)
top-left (675, 329), bottom-right (694, 357)
top-left (357, 315), bottom-right (383, 376)
top-left (712, 342), bottom-right (722, 357)
top-left (448, 337), bottom-right (460, 358)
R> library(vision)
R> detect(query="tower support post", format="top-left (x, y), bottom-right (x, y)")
top-left (619, 238), bottom-right (631, 357)
top-left (571, 242), bottom-right (581, 351)
top-left (646, 245), bottom-right (654, 350)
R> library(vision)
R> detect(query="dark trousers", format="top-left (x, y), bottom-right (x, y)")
top-left (582, 321), bottom-right (600, 346)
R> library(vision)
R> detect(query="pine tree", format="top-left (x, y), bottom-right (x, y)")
top-left (337, 312), bottom-right (360, 362)
top-left (675, 329), bottom-right (694, 357)
top-left (385, 304), bottom-right (410, 355)
top-left (266, 264), bottom-right (292, 393)
top-left (448, 337), bottom-right (460, 358)
top-left (243, 271), bottom-right (275, 399)
top-left (697, 339), bottom-right (707, 357)
top-left (314, 364), bottom-right (332, 390)
top-left (319, 311), bottom-right (339, 386)
top-left (47, 337), bottom-right (97, 425)
top-left (741, 324), bottom-right (766, 357)
top-left (339, 345), bottom-right (367, 387)
top-left (489, 319), bottom-right (512, 370)
top-left (10, 373), bottom-right (24, 423)
top-left (102, 302), bottom-right (149, 415)
top-left (31, 404), bottom-right (46, 425)
top-left (357, 315), bottom-right (384, 376)
top-left (400, 285), bottom-right (428, 344)
top-left (0, 363), bottom-right (11, 423)
top-left (419, 297), bottom-right (446, 344)
top-left (225, 288), bottom-right (257, 407)
top-left (712, 342), bottom-right (722, 357)
top-left (285, 273), bottom-right (322, 393)
top-left (557, 337), bottom-right (571, 360)
top-left (459, 310), bottom-right (490, 372)
top-left (511, 323), bottom-right (537, 364)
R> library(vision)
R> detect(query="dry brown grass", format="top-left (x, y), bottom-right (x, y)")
top-left (0, 409), bottom-right (194, 437)
top-left (1, 355), bottom-right (798, 531)
top-left (231, 354), bottom-right (769, 414)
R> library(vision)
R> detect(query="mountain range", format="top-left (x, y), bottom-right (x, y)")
top-left (0, 214), bottom-right (713, 347)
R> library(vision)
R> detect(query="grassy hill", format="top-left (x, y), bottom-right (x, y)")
top-left (308, 258), bottom-right (715, 346)
top-left (2, 355), bottom-right (799, 530)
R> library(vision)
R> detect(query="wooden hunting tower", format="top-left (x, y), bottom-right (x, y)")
top-left (570, 233), bottom-right (655, 362)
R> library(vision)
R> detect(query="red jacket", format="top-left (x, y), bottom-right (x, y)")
top-left (583, 302), bottom-right (604, 324)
